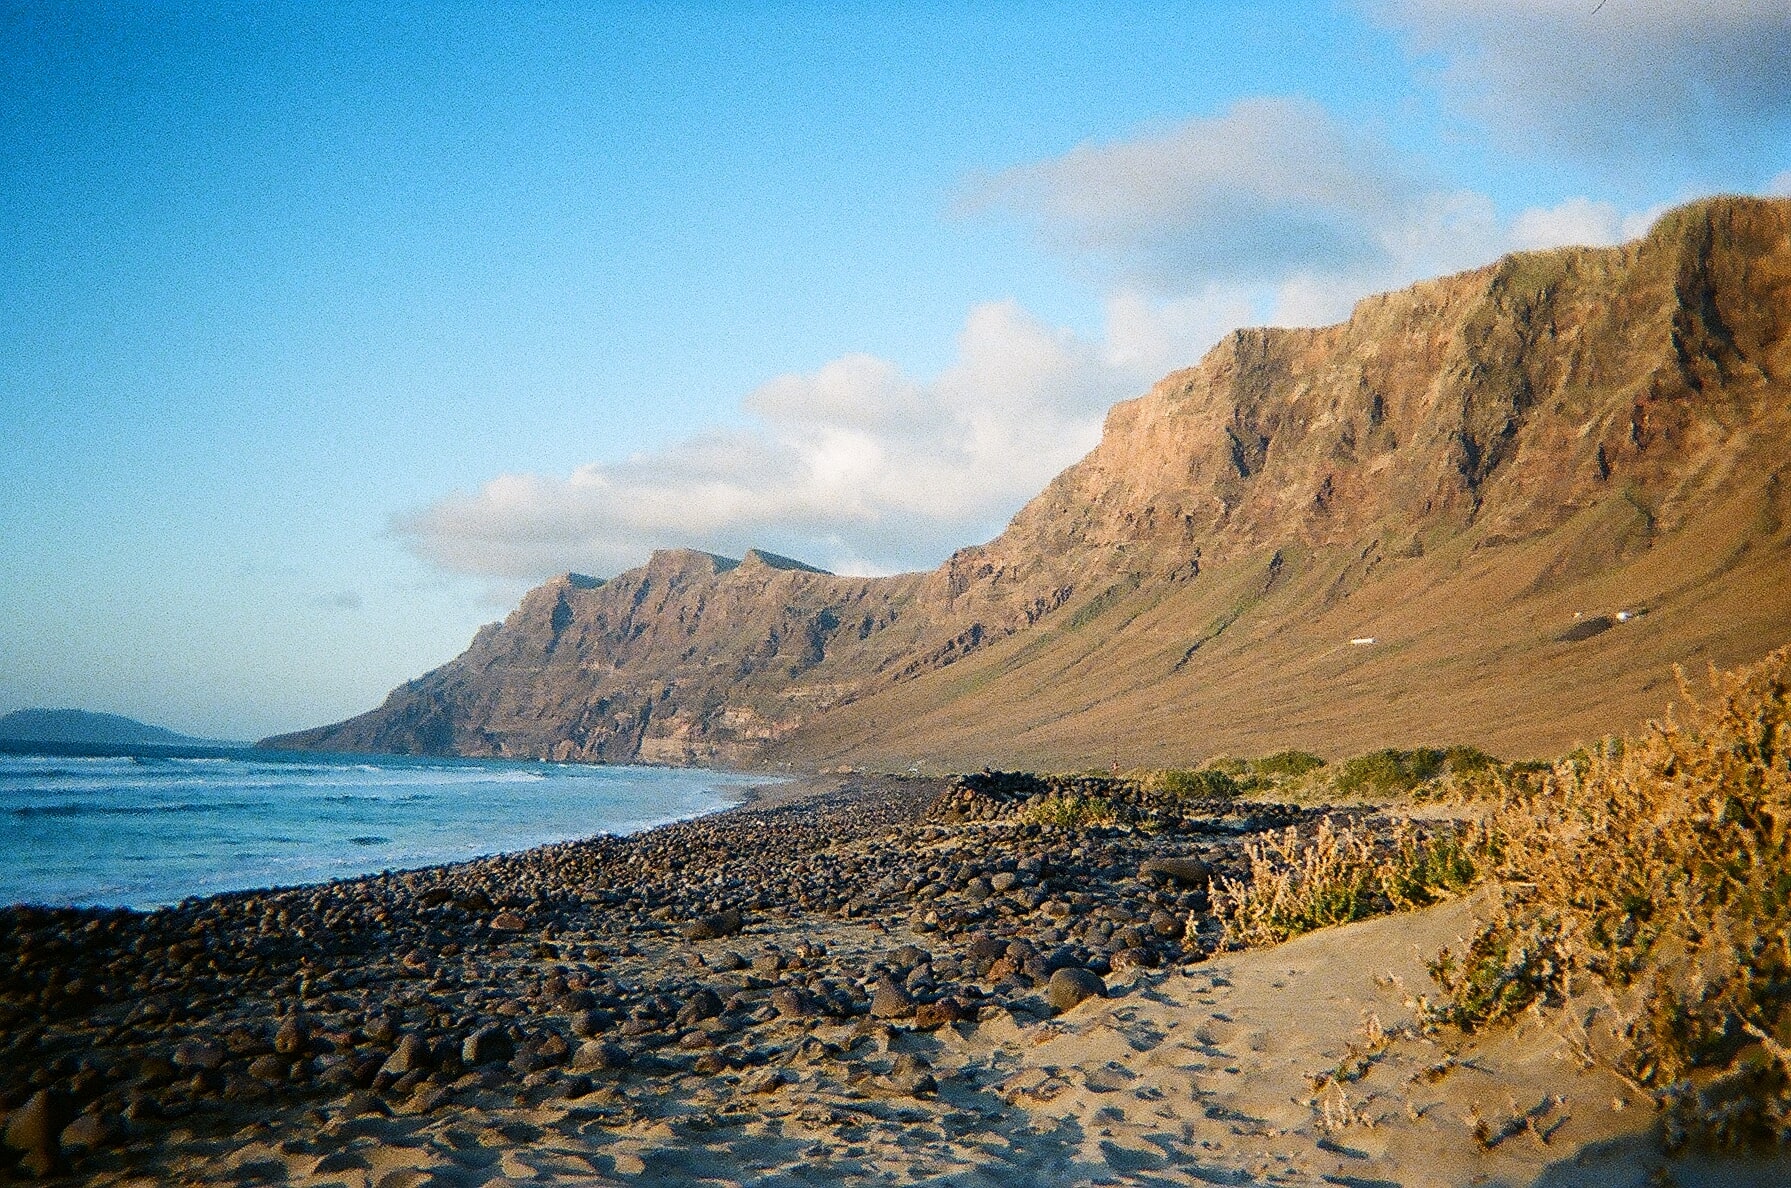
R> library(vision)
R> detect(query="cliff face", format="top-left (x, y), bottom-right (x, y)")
top-left (266, 197), bottom-right (1791, 766)
top-left (268, 550), bottom-right (927, 764)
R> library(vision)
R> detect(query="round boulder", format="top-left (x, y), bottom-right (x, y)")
top-left (571, 1040), bottom-right (629, 1073)
top-left (677, 988), bottom-right (725, 1025)
top-left (380, 1033), bottom-right (432, 1077)
top-left (770, 987), bottom-right (817, 1019)
top-left (274, 1014), bottom-right (311, 1056)
top-left (462, 1024), bottom-right (514, 1066)
top-left (1046, 967), bottom-right (1107, 1014)
top-left (172, 1039), bottom-right (226, 1071)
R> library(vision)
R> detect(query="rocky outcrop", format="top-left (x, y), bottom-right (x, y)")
top-left (265, 197), bottom-right (1791, 766)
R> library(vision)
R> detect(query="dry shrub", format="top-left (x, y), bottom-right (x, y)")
top-left (1216, 819), bottom-right (1486, 947)
top-left (1429, 646), bottom-right (1791, 1141)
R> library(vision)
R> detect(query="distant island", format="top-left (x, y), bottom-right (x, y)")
top-left (0, 708), bottom-right (214, 748)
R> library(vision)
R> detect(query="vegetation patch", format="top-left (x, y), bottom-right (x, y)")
top-left (1429, 646), bottom-right (1791, 1142)
top-left (1155, 768), bottom-right (1239, 799)
top-left (1253, 749), bottom-right (1327, 778)
top-left (1213, 645), bottom-right (1791, 1145)
top-left (1214, 818), bottom-right (1487, 947)
top-left (1018, 794), bottom-right (1119, 829)
top-left (1331, 745), bottom-right (1498, 799)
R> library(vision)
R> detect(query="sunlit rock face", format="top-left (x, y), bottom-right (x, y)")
top-left (266, 197), bottom-right (1791, 768)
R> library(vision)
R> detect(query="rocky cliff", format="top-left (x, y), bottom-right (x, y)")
top-left (265, 196), bottom-right (1791, 767)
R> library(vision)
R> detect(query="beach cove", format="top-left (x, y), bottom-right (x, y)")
top-left (2, 771), bottom-right (1772, 1187)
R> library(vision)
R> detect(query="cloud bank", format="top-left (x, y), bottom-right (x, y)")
top-left (1373, 0), bottom-right (1791, 161)
top-left (398, 301), bottom-right (1138, 579)
top-left (970, 97), bottom-right (1667, 346)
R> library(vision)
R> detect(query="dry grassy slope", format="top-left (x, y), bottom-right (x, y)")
top-left (266, 196), bottom-right (1791, 768)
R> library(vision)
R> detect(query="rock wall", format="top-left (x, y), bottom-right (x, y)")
top-left (266, 197), bottom-right (1791, 766)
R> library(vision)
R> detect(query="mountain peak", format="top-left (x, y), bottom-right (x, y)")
top-left (264, 197), bottom-right (1791, 768)
top-left (739, 549), bottom-right (831, 575)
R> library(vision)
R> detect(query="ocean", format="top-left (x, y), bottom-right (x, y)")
top-left (0, 741), bottom-right (763, 910)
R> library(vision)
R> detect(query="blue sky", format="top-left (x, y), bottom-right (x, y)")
top-left (3, 1), bottom-right (1789, 740)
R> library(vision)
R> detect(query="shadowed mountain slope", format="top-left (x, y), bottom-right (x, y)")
top-left (265, 196), bottom-right (1791, 768)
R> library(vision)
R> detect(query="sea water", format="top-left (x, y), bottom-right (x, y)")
top-left (0, 742), bottom-right (762, 909)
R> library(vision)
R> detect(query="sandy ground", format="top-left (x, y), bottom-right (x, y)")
top-left (73, 886), bottom-right (1790, 1188)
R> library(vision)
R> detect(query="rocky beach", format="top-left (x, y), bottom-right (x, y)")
top-left (2, 770), bottom-right (1770, 1186)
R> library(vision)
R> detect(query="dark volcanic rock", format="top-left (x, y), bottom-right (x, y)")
top-left (274, 1014), bottom-right (311, 1056)
top-left (870, 980), bottom-right (915, 1020)
top-left (1140, 857), bottom-right (1211, 888)
top-left (381, 1034), bottom-right (432, 1077)
top-left (1046, 968), bottom-right (1107, 1014)
top-left (571, 1041), bottom-right (629, 1073)
top-left (462, 1025), bottom-right (514, 1066)
top-left (681, 910), bottom-right (744, 941)
top-left (677, 989), bottom-right (725, 1025)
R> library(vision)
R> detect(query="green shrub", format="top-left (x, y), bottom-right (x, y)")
top-left (1020, 795), bottom-right (1117, 829)
top-left (1159, 767), bottom-right (1238, 798)
top-left (1333, 748), bottom-right (1446, 797)
top-left (1440, 745), bottom-right (1498, 775)
top-left (1253, 750), bottom-right (1327, 778)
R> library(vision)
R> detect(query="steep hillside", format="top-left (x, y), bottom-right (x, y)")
top-left (265, 196), bottom-right (1791, 768)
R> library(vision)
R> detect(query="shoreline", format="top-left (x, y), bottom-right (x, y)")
top-left (1, 750), bottom-right (788, 914)
top-left (1, 771), bottom-right (1775, 1185)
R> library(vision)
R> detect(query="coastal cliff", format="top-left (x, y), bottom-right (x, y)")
top-left (266, 196), bottom-right (1791, 766)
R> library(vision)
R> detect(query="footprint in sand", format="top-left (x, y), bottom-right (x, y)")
top-left (1082, 1062), bottom-right (1139, 1093)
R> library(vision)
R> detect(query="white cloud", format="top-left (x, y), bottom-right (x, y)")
top-left (970, 97), bottom-right (1677, 336)
top-left (1102, 286), bottom-right (1259, 380)
top-left (1507, 196), bottom-right (1667, 251)
top-left (966, 98), bottom-right (1422, 291)
top-left (397, 301), bottom-right (1140, 581)
top-left (1768, 170), bottom-right (1791, 197)
top-left (1372, 0), bottom-right (1791, 161)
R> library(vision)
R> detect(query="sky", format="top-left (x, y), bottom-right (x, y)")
top-left (3, 1), bottom-right (1789, 741)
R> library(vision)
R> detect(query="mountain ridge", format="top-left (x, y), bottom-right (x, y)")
top-left (264, 195), bottom-right (1791, 768)
top-left (0, 709), bottom-right (215, 748)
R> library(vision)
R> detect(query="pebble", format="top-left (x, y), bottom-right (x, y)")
top-left (0, 769), bottom-right (1341, 1177)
